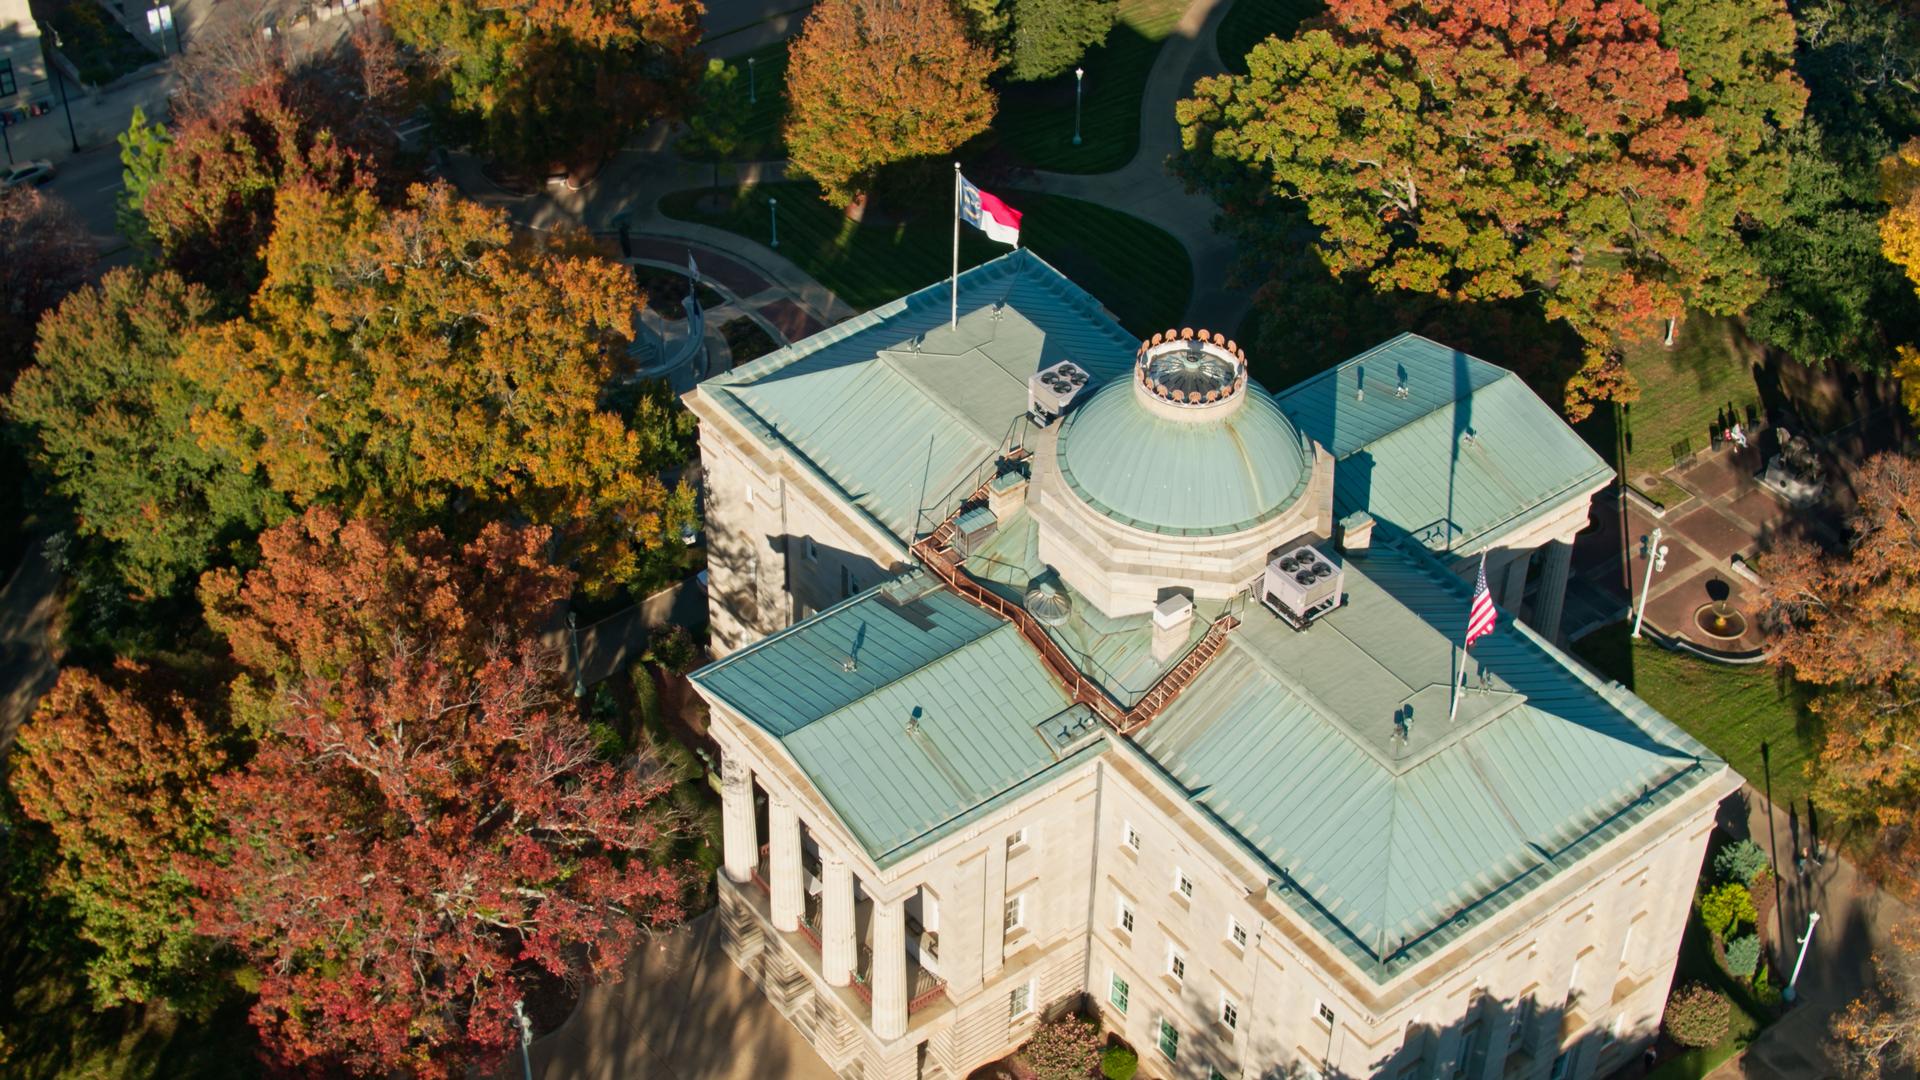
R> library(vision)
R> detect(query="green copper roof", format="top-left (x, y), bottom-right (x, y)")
top-left (692, 573), bottom-right (1103, 865)
top-left (1056, 379), bottom-right (1312, 536)
top-left (1273, 334), bottom-right (1614, 554)
top-left (699, 251), bottom-right (1139, 541)
top-left (1137, 528), bottom-right (1724, 976)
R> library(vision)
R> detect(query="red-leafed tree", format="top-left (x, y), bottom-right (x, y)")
top-left (193, 509), bottom-right (695, 1076)
top-left (1177, 0), bottom-right (1726, 419)
top-left (0, 186), bottom-right (91, 385)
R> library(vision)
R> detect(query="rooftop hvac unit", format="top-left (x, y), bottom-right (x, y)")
top-left (1027, 360), bottom-right (1093, 426)
top-left (1259, 543), bottom-right (1344, 629)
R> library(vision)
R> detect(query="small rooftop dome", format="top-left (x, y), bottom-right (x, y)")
top-left (1055, 332), bottom-right (1310, 536)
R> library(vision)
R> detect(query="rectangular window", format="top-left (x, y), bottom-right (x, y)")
top-left (1549, 1052), bottom-right (1571, 1080)
top-left (804, 536), bottom-right (818, 561)
top-left (1167, 946), bottom-right (1185, 982)
top-left (840, 566), bottom-right (852, 597)
top-left (1620, 922), bottom-right (1637, 964)
top-left (1006, 827), bottom-right (1028, 854)
top-left (1567, 956), bottom-right (1583, 1002)
top-left (1010, 981), bottom-right (1033, 1018)
top-left (1174, 868), bottom-right (1194, 900)
top-left (1123, 822), bottom-right (1142, 852)
top-left (744, 482), bottom-right (754, 506)
top-left (1116, 897), bottom-right (1135, 935)
top-left (1157, 1019), bottom-right (1180, 1061)
top-left (1109, 972), bottom-right (1130, 1013)
top-left (1220, 996), bottom-right (1240, 1030)
top-left (1209, 1069), bottom-right (1228, 1080)
top-left (0, 60), bottom-right (14, 98)
top-left (1316, 1001), bottom-right (1336, 1026)
top-left (1004, 893), bottom-right (1025, 933)
top-left (1227, 916), bottom-right (1247, 949)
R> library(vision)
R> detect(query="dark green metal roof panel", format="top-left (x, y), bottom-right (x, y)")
top-left (1274, 334), bottom-right (1614, 552)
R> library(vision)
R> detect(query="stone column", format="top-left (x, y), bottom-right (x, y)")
top-left (822, 853), bottom-right (856, 986)
top-left (1532, 539), bottom-right (1574, 645)
top-left (871, 892), bottom-right (909, 1040)
top-left (769, 795), bottom-right (803, 932)
top-left (721, 753), bottom-right (757, 884)
top-left (1500, 549), bottom-right (1531, 615)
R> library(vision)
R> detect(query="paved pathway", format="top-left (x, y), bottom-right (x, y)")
top-left (0, 535), bottom-right (60, 761)
top-left (446, 0), bottom-right (1250, 333)
top-left (1705, 791), bottom-right (1911, 1080)
top-left (520, 910), bottom-right (836, 1080)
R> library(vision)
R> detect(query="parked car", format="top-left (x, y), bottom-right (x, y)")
top-left (2, 160), bottom-right (55, 189)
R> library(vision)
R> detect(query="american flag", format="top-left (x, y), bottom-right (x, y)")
top-left (1465, 554), bottom-right (1497, 648)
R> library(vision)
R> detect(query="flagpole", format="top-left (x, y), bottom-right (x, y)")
top-left (951, 162), bottom-right (961, 330)
top-left (1449, 550), bottom-right (1486, 725)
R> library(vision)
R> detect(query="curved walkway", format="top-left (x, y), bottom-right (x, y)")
top-left (443, 0), bottom-right (1248, 334)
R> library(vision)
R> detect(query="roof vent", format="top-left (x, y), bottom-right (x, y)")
top-left (1028, 360), bottom-right (1094, 426)
top-left (1259, 543), bottom-right (1344, 629)
top-left (1024, 582), bottom-right (1073, 627)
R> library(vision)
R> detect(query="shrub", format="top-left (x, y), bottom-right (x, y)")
top-left (1697, 881), bottom-right (1757, 939)
top-left (1022, 1016), bottom-right (1103, 1080)
top-left (1101, 1045), bottom-right (1139, 1080)
top-left (646, 624), bottom-right (701, 675)
top-left (1713, 839), bottom-right (1772, 887)
top-left (1723, 933), bottom-right (1762, 980)
top-left (1663, 982), bottom-right (1732, 1048)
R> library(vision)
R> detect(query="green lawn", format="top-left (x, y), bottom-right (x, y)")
top-left (1615, 315), bottom-right (1768, 506)
top-left (1573, 623), bottom-right (1818, 812)
top-left (1215, 0), bottom-right (1326, 75)
top-left (991, 0), bottom-right (1189, 173)
top-left (660, 183), bottom-right (1193, 336)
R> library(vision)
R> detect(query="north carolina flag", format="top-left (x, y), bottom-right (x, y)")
top-left (959, 174), bottom-right (1022, 246)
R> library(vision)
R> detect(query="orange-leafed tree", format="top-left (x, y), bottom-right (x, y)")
top-left (1879, 139), bottom-right (1920, 424)
top-left (179, 182), bottom-right (697, 593)
top-left (1757, 452), bottom-right (1920, 892)
top-left (383, 0), bottom-right (701, 176)
top-left (9, 661), bottom-right (233, 1009)
top-left (192, 510), bottom-right (694, 1077)
top-left (784, 0), bottom-right (997, 207)
top-left (1835, 919), bottom-right (1920, 1077)
top-left (1176, 0), bottom-right (1730, 419)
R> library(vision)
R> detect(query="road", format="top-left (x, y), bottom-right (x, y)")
top-left (40, 144), bottom-right (129, 258)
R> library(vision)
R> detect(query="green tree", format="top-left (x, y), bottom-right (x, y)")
top-left (784, 0), bottom-right (997, 207)
top-left (1697, 881), bottom-right (1758, 939)
top-left (9, 661), bottom-right (233, 1009)
top-left (1177, 0), bottom-right (1728, 419)
top-left (1644, 0), bottom-right (1807, 315)
top-left (382, 0), bottom-right (701, 177)
top-left (681, 59), bottom-right (747, 195)
top-left (179, 183), bottom-right (696, 593)
top-left (953, 0), bottom-right (1011, 60)
top-left (116, 105), bottom-right (169, 252)
top-left (1006, 0), bottom-right (1116, 82)
top-left (7, 269), bottom-right (279, 599)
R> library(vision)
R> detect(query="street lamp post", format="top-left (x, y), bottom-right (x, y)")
top-left (49, 33), bottom-right (80, 154)
top-left (566, 611), bottom-right (584, 699)
top-left (2, 120), bottom-right (13, 165)
top-left (512, 999), bottom-right (534, 1080)
top-left (748, 57), bottom-right (758, 105)
top-left (769, 196), bottom-right (778, 248)
top-left (1630, 528), bottom-right (1669, 639)
top-left (1783, 910), bottom-right (1821, 1003)
top-left (1072, 67), bottom-right (1085, 146)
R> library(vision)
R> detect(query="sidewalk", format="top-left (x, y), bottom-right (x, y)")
top-left (518, 909), bottom-right (836, 1080)
top-left (3, 67), bottom-right (172, 165)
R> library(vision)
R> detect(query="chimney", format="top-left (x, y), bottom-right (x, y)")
top-left (1339, 511), bottom-right (1375, 554)
top-left (1152, 593), bottom-right (1195, 662)
top-left (988, 468), bottom-right (1029, 519)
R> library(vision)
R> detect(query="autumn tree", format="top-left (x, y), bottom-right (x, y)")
top-left (383, 0), bottom-right (700, 176)
top-left (785, 0), bottom-right (997, 207)
top-left (193, 511), bottom-right (693, 1076)
top-left (1835, 920), bottom-right (1920, 1077)
top-left (179, 183), bottom-right (697, 593)
top-left (1176, 0), bottom-right (1727, 419)
top-left (7, 269), bottom-right (279, 599)
top-left (0, 187), bottom-right (91, 385)
top-left (133, 72), bottom-right (380, 296)
top-left (1757, 453), bottom-right (1920, 888)
top-left (1006, 0), bottom-right (1116, 82)
top-left (9, 662), bottom-right (233, 1009)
